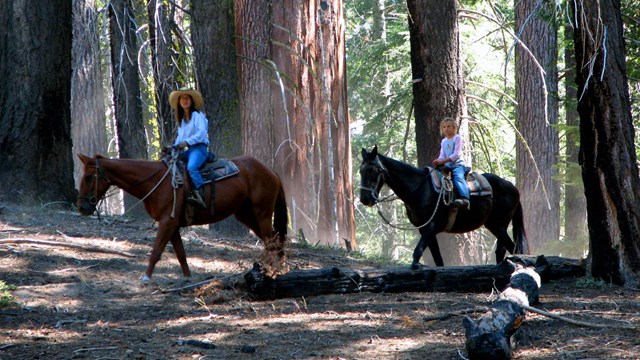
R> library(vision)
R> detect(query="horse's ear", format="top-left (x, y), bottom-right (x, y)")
top-left (361, 148), bottom-right (368, 159)
top-left (371, 145), bottom-right (378, 156)
top-left (77, 153), bottom-right (91, 164)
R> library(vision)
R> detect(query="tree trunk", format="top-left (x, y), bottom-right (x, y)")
top-left (244, 255), bottom-right (583, 300)
top-left (109, 0), bottom-right (148, 217)
top-left (563, 24), bottom-right (588, 256)
top-left (407, 0), bottom-right (474, 265)
top-left (0, 0), bottom-right (76, 203)
top-left (235, 0), bottom-right (274, 163)
top-left (237, 0), bottom-right (356, 248)
top-left (147, 0), bottom-right (176, 147)
top-left (514, 0), bottom-right (560, 254)
top-left (192, 0), bottom-right (247, 237)
top-left (573, 0), bottom-right (640, 286)
top-left (71, 0), bottom-right (107, 189)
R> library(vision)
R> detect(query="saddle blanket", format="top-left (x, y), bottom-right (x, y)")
top-left (428, 166), bottom-right (492, 197)
top-left (201, 158), bottom-right (239, 182)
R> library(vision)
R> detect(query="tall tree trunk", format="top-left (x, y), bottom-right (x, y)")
top-left (235, 0), bottom-right (274, 163)
top-left (514, 0), bottom-right (560, 254)
top-left (71, 0), bottom-right (107, 188)
top-left (407, 0), bottom-right (473, 265)
top-left (237, 0), bottom-right (355, 247)
top-left (147, 0), bottom-right (176, 146)
top-left (192, 0), bottom-right (247, 237)
top-left (563, 24), bottom-right (588, 256)
top-left (109, 0), bottom-right (148, 217)
top-left (0, 0), bottom-right (76, 203)
top-left (573, 0), bottom-right (640, 286)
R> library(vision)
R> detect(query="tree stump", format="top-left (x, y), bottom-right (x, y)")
top-left (462, 256), bottom-right (547, 360)
top-left (244, 255), bottom-right (582, 300)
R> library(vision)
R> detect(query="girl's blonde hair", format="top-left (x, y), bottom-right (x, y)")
top-left (439, 117), bottom-right (458, 135)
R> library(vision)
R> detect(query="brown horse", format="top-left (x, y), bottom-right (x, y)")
top-left (76, 154), bottom-right (288, 282)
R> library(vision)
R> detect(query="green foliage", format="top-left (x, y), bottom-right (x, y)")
top-left (0, 281), bottom-right (15, 308)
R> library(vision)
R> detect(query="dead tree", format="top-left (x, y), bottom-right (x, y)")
top-left (244, 255), bottom-right (582, 300)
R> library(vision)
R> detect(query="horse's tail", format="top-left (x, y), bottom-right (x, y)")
top-left (512, 201), bottom-right (529, 255)
top-left (273, 180), bottom-right (288, 245)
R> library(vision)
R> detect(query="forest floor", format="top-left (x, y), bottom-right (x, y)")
top-left (1, 203), bottom-right (639, 360)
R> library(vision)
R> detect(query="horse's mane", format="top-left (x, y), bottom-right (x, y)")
top-left (377, 153), bottom-right (428, 176)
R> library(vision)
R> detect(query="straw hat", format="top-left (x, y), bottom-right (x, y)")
top-left (169, 87), bottom-right (204, 110)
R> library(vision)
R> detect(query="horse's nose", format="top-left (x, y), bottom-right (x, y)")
top-left (78, 202), bottom-right (96, 216)
top-left (360, 193), bottom-right (375, 207)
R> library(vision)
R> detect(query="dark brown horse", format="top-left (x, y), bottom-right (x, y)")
top-left (360, 146), bottom-right (528, 268)
top-left (76, 154), bottom-right (288, 282)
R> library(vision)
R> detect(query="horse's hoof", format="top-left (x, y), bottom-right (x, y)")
top-left (139, 274), bottom-right (151, 284)
top-left (411, 263), bottom-right (421, 270)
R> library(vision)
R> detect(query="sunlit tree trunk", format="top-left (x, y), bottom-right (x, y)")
top-left (236, 0), bottom-right (355, 247)
top-left (109, 0), bottom-right (148, 217)
top-left (514, 0), bottom-right (560, 254)
top-left (0, 0), bottom-right (76, 203)
top-left (72, 0), bottom-right (107, 187)
top-left (407, 0), bottom-right (474, 265)
top-left (573, 0), bottom-right (640, 286)
top-left (563, 24), bottom-right (588, 256)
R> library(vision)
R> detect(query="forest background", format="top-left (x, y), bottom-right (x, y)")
top-left (1, 0), bottom-right (639, 286)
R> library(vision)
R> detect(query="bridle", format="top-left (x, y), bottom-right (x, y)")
top-left (360, 157), bottom-right (392, 204)
top-left (361, 155), bottom-right (445, 230)
top-left (77, 158), bottom-right (112, 206)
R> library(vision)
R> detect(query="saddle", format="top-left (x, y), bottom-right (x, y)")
top-left (427, 166), bottom-right (492, 231)
top-left (161, 148), bottom-right (239, 222)
top-left (428, 166), bottom-right (492, 197)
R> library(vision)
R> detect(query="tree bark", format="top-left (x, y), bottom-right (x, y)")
top-left (0, 0), bottom-right (76, 203)
top-left (244, 255), bottom-right (584, 300)
top-left (573, 0), bottom-right (640, 286)
top-left (514, 0), bottom-right (560, 254)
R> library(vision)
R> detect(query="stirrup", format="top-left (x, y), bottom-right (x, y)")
top-left (188, 188), bottom-right (206, 208)
top-left (452, 198), bottom-right (470, 209)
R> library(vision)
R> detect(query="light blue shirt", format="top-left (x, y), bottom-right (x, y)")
top-left (437, 134), bottom-right (465, 167)
top-left (174, 111), bottom-right (210, 147)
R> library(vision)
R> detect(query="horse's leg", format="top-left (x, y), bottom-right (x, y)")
top-left (169, 228), bottom-right (191, 277)
top-left (141, 222), bottom-right (175, 283)
top-left (485, 225), bottom-right (516, 264)
top-left (413, 227), bottom-right (442, 268)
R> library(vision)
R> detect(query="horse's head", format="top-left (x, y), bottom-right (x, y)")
top-left (76, 154), bottom-right (112, 216)
top-left (359, 146), bottom-right (385, 206)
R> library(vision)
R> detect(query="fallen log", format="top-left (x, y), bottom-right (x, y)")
top-left (462, 257), bottom-right (544, 360)
top-left (244, 255), bottom-right (583, 300)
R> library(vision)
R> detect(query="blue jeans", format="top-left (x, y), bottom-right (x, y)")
top-left (449, 165), bottom-right (469, 200)
top-left (180, 144), bottom-right (209, 189)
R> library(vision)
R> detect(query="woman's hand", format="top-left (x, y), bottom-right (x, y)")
top-left (177, 141), bottom-right (189, 149)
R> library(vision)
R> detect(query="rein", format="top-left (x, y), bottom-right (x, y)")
top-left (365, 159), bottom-right (449, 230)
top-left (83, 154), bottom-right (181, 218)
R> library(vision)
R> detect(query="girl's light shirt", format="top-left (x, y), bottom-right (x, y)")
top-left (437, 134), bottom-right (464, 166)
top-left (174, 111), bottom-right (210, 146)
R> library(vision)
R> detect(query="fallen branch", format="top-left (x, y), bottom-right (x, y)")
top-left (522, 304), bottom-right (638, 330)
top-left (423, 307), bottom-right (487, 322)
top-left (73, 346), bottom-right (118, 354)
top-left (0, 238), bottom-right (137, 258)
